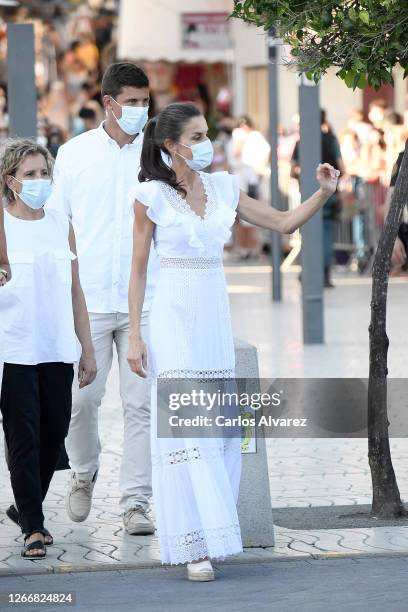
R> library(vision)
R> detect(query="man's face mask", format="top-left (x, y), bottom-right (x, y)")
top-left (109, 97), bottom-right (149, 136)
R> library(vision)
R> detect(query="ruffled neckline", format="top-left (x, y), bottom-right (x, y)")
top-left (158, 171), bottom-right (217, 222)
top-left (143, 172), bottom-right (238, 256)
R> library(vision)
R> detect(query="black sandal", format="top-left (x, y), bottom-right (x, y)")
top-left (6, 504), bottom-right (20, 527)
top-left (7, 505), bottom-right (54, 545)
top-left (40, 528), bottom-right (53, 546)
top-left (21, 532), bottom-right (46, 559)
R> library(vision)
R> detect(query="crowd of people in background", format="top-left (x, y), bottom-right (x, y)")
top-left (0, 3), bottom-right (406, 278)
top-left (0, 3), bottom-right (117, 152)
top-left (211, 99), bottom-right (407, 278)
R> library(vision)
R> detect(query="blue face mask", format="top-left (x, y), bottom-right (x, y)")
top-left (13, 178), bottom-right (53, 210)
top-left (177, 139), bottom-right (214, 171)
top-left (110, 97), bottom-right (149, 136)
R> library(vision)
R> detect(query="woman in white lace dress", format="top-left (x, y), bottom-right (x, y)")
top-left (127, 103), bottom-right (339, 581)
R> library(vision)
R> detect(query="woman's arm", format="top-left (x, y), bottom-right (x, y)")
top-left (0, 205), bottom-right (10, 286)
top-left (127, 200), bottom-right (155, 378)
top-left (68, 223), bottom-right (97, 388)
top-left (237, 163), bottom-right (340, 234)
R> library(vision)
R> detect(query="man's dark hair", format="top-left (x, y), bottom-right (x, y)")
top-left (101, 62), bottom-right (149, 99)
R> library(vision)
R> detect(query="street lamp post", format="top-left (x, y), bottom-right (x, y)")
top-left (298, 74), bottom-right (324, 344)
top-left (267, 26), bottom-right (282, 302)
top-left (7, 23), bottom-right (37, 139)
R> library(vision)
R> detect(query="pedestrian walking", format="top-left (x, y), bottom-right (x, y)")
top-left (385, 149), bottom-right (407, 268)
top-left (127, 102), bottom-right (339, 580)
top-left (0, 138), bottom-right (96, 558)
top-left (231, 116), bottom-right (271, 259)
top-left (46, 62), bottom-right (159, 535)
top-left (292, 109), bottom-right (345, 287)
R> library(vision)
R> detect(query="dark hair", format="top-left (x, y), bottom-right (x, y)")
top-left (79, 106), bottom-right (96, 120)
top-left (139, 102), bottom-right (202, 196)
top-left (101, 62), bottom-right (149, 99)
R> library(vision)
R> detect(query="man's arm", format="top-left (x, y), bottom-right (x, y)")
top-left (69, 223), bottom-right (97, 388)
top-left (45, 145), bottom-right (73, 219)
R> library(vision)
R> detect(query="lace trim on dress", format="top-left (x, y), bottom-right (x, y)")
top-left (157, 368), bottom-right (235, 378)
top-left (160, 256), bottom-right (223, 269)
top-left (152, 444), bottom-right (230, 467)
top-left (160, 523), bottom-right (242, 565)
top-left (159, 172), bottom-right (218, 220)
top-left (200, 171), bottom-right (218, 217)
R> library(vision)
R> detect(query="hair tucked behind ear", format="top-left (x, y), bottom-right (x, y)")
top-left (139, 102), bottom-right (202, 196)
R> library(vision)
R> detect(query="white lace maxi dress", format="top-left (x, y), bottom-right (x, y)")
top-left (131, 170), bottom-right (243, 565)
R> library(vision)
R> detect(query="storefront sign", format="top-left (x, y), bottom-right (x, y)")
top-left (181, 12), bottom-right (231, 50)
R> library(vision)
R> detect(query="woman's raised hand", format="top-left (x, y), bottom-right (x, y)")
top-left (127, 337), bottom-right (148, 378)
top-left (316, 163), bottom-right (340, 195)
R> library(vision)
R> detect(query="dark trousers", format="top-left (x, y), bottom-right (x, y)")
top-left (0, 362), bottom-right (74, 534)
top-left (323, 218), bottom-right (334, 268)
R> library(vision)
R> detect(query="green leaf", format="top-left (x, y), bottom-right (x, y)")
top-left (350, 71), bottom-right (367, 90)
top-left (321, 10), bottom-right (332, 28)
top-left (343, 18), bottom-right (355, 32)
top-left (353, 59), bottom-right (365, 71)
top-left (360, 11), bottom-right (370, 24)
top-left (344, 70), bottom-right (356, 88)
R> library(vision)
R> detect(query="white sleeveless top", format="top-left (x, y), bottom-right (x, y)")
top-left (0, 208), bottom-right (79, 365)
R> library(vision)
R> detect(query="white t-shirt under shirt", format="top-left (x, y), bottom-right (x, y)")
top-left (45, 121), bottom-right (159, 314)
top-left (0, 208), bottom-right (79, 365)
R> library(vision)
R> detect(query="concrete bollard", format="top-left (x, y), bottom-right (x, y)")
top-left (234, 337), bottom-right (275, 547)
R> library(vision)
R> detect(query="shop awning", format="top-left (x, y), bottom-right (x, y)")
top-left (117, 0), bottom-right (235, 64)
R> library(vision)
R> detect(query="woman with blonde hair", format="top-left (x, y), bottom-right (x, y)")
top-left (0, 138), bottom-right (97, 558)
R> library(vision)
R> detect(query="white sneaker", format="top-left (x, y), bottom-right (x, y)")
top-left (123, 505), bottom-right (155, 535)
top-left (65, 471), bottom-right (97, 522)
top-left (187, 560), bottom-right (215, 582)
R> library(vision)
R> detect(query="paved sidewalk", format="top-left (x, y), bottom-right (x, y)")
top-left (1, 266), bottom-right (408, 576)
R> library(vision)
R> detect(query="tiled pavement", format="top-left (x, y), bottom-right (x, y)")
top-left (1, 266), bottom-right (408, 576)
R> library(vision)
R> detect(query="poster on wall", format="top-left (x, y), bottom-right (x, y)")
top-left (181, 13), bottom-right (231, 50)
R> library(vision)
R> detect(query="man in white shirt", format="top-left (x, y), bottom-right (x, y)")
top-left (46, 62), bottom-right (158, 535)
